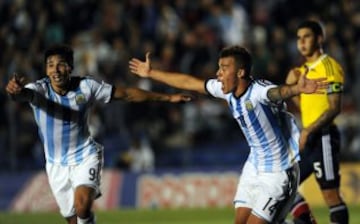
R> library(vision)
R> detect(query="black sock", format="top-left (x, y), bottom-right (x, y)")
top-left (330, 203), bottom-right (349, 224)
top-left (290, 194), bottom-right (317, 224)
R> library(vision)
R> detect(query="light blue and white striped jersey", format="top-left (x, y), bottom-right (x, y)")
top-left (205, 79), bottom-right (300, 172)
top-left (25, 76), bottom-right (113, 166)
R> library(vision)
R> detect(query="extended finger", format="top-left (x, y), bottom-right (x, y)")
top-left (182, 95), bottom-right (192, 102)
top-left (145, 52), bottom-right (151, 62)
top-left (129, 58), bottom-right (142, 65)
top-left (13, 73), bottom-right (28, 85)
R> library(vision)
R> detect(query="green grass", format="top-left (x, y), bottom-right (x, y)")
top-left (0, 205), bottom-right (359, 224)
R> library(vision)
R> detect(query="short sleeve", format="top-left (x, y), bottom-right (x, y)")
top-left (328, 61), bottom-right (344, 84)
top-left (205, 79), bottom-right (227, 99)
top-left (25, 80), bottom-right (46, 95)
top-left (84, 76), bottom-right (113, 103)
top-left (253, 80), bottom-right (277, 104)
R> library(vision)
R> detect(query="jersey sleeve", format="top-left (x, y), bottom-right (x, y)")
top-left (254, 80), bottom-right (278, 104)
top-left (84, 76), bottom-right (113, 103)
top-left (205, 79), bottom-right (227, 99)
top-left (25, 80), bottom-right (46, 93)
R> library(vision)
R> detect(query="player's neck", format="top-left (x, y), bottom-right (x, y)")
top-left (305, 50), bottom-right (323, 63)
top-left (51, 79), bottom-right (71, 95)
top-left (234, 79), bottom-right (251, 98)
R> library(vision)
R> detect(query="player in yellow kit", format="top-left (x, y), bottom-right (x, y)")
top-left (286, 20), bottom-right (349, 224)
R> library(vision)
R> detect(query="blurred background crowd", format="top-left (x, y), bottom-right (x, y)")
top-left (0, 0), bottom-right (359, 172)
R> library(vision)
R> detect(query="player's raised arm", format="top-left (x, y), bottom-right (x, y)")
top-left (5, 73), bottom-right (33, 102)
top-left (112, 86), bottom-right (192, 103)
top-left (267, 73), bottom-right (327, 102)
top-left (129, 52), bottom-right (207, 94)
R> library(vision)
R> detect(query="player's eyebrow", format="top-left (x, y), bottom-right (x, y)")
top-left (46, 58), bottom-right (67, 64)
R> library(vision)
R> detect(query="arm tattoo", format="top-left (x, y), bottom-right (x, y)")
top-left (267, 85), bottom-right (296, 102)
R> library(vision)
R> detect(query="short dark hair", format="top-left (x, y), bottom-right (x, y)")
top-left (297, 20), bottom-right (324, 38)
top-left (44, 44), bottom-right (74, 69)
top-left (219, 46), bottom-right (252, 79)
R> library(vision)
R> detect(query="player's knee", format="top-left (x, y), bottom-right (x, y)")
top-left (74, 197), bottom-right (92, 218)
top-left (74, 203), bottom-right (91, 218)
top-left (321, 189), bottom-right (342, 206)
top-left (74, 186), bottom-right (96, 218)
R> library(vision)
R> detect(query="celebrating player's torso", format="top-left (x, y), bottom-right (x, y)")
top-left (206, 79), bottom-right (300, 172)
top-left (25, 76), bottom-right (113, 165)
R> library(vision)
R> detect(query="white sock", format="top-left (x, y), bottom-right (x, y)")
top-left (77, 213), bottom-right (95, 224)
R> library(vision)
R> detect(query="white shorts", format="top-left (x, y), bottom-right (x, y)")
top-left (46, 151), bottom-right (103, 217)
top-left (233, 161), bottom-right (299, 223)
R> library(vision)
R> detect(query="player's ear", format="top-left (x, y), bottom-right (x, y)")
top-left (237, 69), bottom-right (245, 79)
top-left (317, 35), bottom-right (324, 46)
top-left (66, 64), bottom-right (72, 73)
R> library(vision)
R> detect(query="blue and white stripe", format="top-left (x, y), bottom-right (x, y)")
top-left (25, 76), bottom-right (112, 166)
top-left (206, 79), bottom-right (300, 172)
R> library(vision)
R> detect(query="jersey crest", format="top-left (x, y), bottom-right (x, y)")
top-left (75, 93), bottom-right (86, 105)
top-left (245, 100), bottom-right (254, 111)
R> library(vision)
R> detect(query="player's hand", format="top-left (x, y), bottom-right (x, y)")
top-left (6, 73), bottom-right (26, 95)
top-left (129, 52), bottom-right (152, 78)
top-left (297, 72), bottom-right (328, 94)
top-left (169, 93), bottom-right (193, 103)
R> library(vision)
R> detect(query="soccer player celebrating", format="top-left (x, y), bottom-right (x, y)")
top-left (286, 20), bottom-right (349, 224)
top-left (129, 46), bottom-right (327, 224)
top-left (5, 44), bottom-right (191, 224)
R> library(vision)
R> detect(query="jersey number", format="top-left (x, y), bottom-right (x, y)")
top-left (313, 162), bottom-right (323, 178)
top-left (263, 197), bottom-right (280, 216)
top-left (89, 167), bottom-right (100, 181)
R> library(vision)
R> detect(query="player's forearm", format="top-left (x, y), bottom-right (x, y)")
top-left (150, 69), bottom-right (205, 93)
top-left (304, 109), bottom-right (340, 134)
top-left (122, 88), bottom-right (172, 102)
top-left (8, 88), bottom-right (34, 102)
top-left (267, 84), bottom-right (299, 102)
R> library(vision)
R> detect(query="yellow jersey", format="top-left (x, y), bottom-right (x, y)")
top-left (298, 54), bottom-right (344, 128)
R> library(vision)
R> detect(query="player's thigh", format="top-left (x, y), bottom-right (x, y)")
top-left (233, 162), bottom-right (257, 209)
top-left (312, 128), bottom-right (341, 189)
top-left (72, 151), bottom-right (103, 198)
top-left (252, 167), bottom-right (298, 223)
top-left (72, 152), bottom-right (103, 196)
top-left (233, 162), bottom-right (284, 223)
top-left (298, 147), bottom-right (316, 183)
top-left (46, 163), bottom-right (75, 218)
top-left (272, 163), bottom-right (300, 223)
top-left (234, 207), bottom-right (252, 224)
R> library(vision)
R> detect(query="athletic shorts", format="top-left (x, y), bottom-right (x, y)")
top-left (233, 161), bottom-right (299, 223)
top-left (299, 124), bottom-right (341, 189)
top-left (45, 150), bottom-right (103, 217)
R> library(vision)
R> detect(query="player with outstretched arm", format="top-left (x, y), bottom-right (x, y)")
top-left (129, 46), bottom-right (327, 224)
top-left (5, 44), bottom-right (191, 224)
